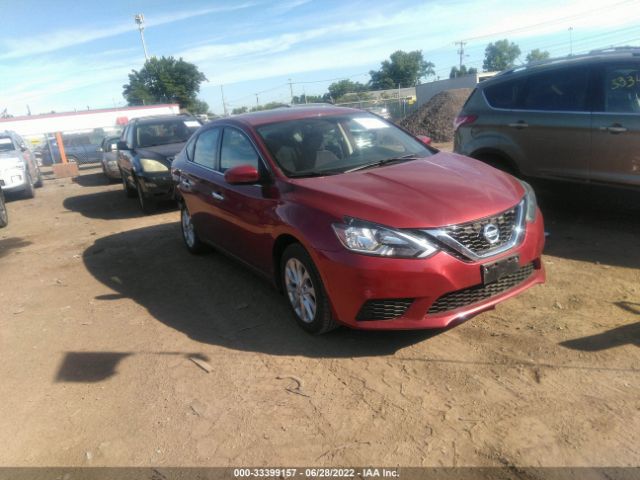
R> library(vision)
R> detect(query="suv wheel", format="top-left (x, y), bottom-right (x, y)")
top-left (122, 173), bottom-right (136, 198)
top-left (22, 172), bottom-right (35, 199)
top-left (281, 243), bottom-right (338, 334)
top-left (34, 168), bottom-right (44, 188)
top-left (0, 191), bottom-right (8, 228)
top-left (180, 205), bottom-right (207, 254)
top-left (135, 179), bottom-right (155, 214)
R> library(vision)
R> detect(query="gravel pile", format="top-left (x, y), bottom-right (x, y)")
top-left (400, 88), bottom-right (473, 143)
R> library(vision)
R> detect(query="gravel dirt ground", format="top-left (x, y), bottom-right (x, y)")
top-left (0, 161), bottom-right (638, 468)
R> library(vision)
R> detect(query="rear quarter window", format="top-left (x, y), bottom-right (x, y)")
top-left (483, 77), bottom-right (526, 109)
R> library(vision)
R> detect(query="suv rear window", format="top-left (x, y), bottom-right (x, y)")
top-left (484, 77), bottom-right (526, 109)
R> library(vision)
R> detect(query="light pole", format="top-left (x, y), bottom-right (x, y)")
top-left (134, 14), bottom-right (149, 62)
top-left (569, 26), bottom-right (573, 56)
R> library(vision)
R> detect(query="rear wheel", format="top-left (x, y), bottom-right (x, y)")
top-left (180, 205), bottom-right (207, 254)
top-left (0, 191), bottom-right (8, 228)
top-left (281, 243), bottom-right (338, 334)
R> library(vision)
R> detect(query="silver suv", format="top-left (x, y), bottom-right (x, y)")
top-left (454, 48), bottom-right (640, 189)
top-left (0, 130), bottom-right (43, 198)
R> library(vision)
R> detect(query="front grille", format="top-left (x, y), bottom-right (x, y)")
top-left (442, 205), bottom-right (518, 255)
top-left (356, 298), bottom-right (413, 321)
top-left (428, 263), bottom-right (535, 315)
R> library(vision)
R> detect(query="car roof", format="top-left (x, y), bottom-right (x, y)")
top-left (224, 105), bottom-right (366, 127)
top-left (132, 114), bottom-right (196, 125)
top-left (482, 47), bottom-right (640, 86)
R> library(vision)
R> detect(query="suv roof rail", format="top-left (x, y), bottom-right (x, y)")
top-left (495, 46), bottom-right (640, 77)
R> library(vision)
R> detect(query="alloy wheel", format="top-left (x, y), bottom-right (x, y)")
top-left (284, 258), bottom-right (317, 324)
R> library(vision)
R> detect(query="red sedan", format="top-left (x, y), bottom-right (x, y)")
top-left (171, 106), bottom-right (545, 334)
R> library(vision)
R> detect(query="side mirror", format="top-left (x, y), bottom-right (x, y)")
top-left (224, 165), bottom-right (260, 185)
top-left (116, 140), bottom-right (129, 151)
top-left (97, 147), bottom-right (104, 152)
top-left (20, 144), bottom-right (28, 152)
top-left (417, 135), bottom-right (432, 145)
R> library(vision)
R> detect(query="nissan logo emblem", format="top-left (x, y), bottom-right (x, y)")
top-left (483, 223), bottom-right (500, 245)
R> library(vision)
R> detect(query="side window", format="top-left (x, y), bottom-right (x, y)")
top-left (127, 125), bottom-right (135, 147)
top-left (220, 128), bottom-right (259, 172)
top-left (184, 135), bottom-right (196, 162)
top-left (604, 65), bottom-right (640, 113)
top-left (193, 128), bottom-right (220, 169)
top-left (522, 67), bottom-right (589, 111)
top-left (484, 77), bottom-right (526, 109)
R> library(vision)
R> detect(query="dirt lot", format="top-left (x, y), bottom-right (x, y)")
top-left (0, 161), bottom-right (638, 468)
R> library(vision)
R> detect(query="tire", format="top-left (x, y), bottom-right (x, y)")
top-left (135, 178), bottom-right (155, 214)
top-left (180, 205), bottom-right (207, 254)
top-left (0, 191), bottom-right (8, 228)
top-left (474, 154), bottom-right (518, 176)
top-left (34, 168), bottom-right (43, 188)
top-left (122, 172), bottom-right (136, 198)
top-left (67, 156), bottom-right (79, 165)
top-left (280, 243), bottom-right (338, 334)
top-left (22, 172), bottom-right (35, 199)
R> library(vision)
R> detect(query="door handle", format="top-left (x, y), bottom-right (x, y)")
top-left (508, 122), bottom-right (529, 129)
top-left (211, 191), bottom-right (224, 201)
top-left (600, 125), bottom-right (627, 134)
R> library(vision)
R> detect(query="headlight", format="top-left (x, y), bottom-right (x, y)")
top-left (140, 158), bottom-right (168, 173)
top-left (519, 180), bottom-right (537, 222)
top-left (332, 218), bottom-right (438, 258)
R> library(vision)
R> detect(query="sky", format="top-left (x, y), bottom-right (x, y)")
top-left (1, 0), bottom-right (640, 116)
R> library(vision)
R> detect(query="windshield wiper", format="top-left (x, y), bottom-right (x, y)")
top-left (287, 169), bottom-right (342, 178)
top-left (344, 154), bottom-right (420, 173)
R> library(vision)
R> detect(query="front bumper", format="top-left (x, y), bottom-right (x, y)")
top-left (314, 211), bottom-right (545, 330)
top-left (0, 168), bottom-right (28, 192)
top-left (137, 172), bottom-right (174, 200)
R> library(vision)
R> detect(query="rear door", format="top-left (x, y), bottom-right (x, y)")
top-left (590, 61), bottom-right (640, 187)
top-left (496, 65), bottom-right (593, 180)
top-left (178, 127), bottom-right (224, 242)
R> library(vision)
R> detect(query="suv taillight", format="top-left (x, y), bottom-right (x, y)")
top-left (453, 114), bottom-right (477, 131)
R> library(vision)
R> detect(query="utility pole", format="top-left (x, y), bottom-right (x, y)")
top-left (220, 85), bottom-right (228, 116)
top-left (455, 41), bottom-right (467, 70)
top-left (288, 78), bottom-right (294, 104)
top-left (134, 14), bottom-right (149, 62)
top-left (568, 27), bottom-right (574, 56)
top-left (255, 93), bottom-right (259, 108)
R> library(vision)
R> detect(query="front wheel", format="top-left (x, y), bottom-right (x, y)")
top-left (122, 172), bottom-right (136, 198)
top-left (136, 179), bottom-right (155, 214)
top-left (22, 172), bottom-right (35, 199)
top-left (281, 244), bottom-right (338, 334)
top-left (0, 191), bottom-right (8, 228)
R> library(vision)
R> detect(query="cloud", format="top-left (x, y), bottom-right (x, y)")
top-left (0, 2), bottom-right (255, 60)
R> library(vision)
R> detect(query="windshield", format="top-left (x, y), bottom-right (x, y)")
top-left (256, 113), bottom-right (432, 177)
top-left (136, 118), bottom-right (200, 148)
top-left (0, 136), bottom-right (17, 153)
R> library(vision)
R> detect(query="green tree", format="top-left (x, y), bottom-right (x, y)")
top-left (526, 49), bottom-right (550, 64)
top-left (369, 50), bottom-right (435, 89)
top-left (123, 56), bottom-right (208, 112)
top-left (231, 106), bottom-right (248, 115)
top-left (292, 94), bottom-right (324, 104)
top-left (482, 40), bottom-right (521, 72)
top-left (324, 80), bottom-right (367, 102)
top-left (449, 65), bottom-right (478, 79)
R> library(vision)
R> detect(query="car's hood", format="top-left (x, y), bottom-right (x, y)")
top-left (288, 152), bottom-right (525, 228)
top-left (136, 143), bottom-right (184, 160)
